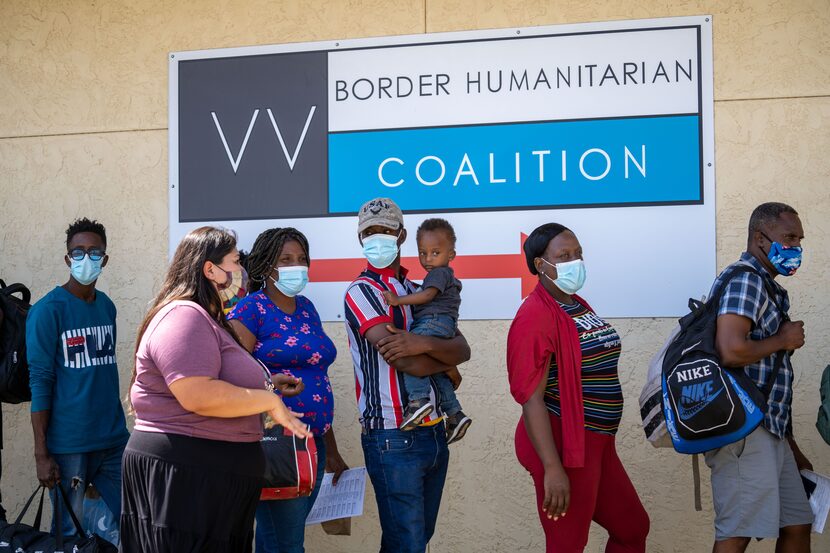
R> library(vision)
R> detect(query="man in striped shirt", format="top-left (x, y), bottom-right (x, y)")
top-left (344, 198), bottom-right (471, 553)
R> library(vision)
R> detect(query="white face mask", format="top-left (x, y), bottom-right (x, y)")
top-left (540, 258), bottom-right (586, 295)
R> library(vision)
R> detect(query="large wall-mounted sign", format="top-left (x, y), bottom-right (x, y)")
top-left (170, 15), bottom-right (715, 320)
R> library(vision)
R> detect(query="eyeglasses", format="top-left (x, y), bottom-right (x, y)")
top-left (68, 248), bottom-right (106, 261)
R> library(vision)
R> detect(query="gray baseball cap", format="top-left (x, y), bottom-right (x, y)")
top-left (357, 198), bottom-right (404, 234)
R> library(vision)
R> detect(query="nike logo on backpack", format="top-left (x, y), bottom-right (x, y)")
top-left (678, 383), bottom-right (724, 420)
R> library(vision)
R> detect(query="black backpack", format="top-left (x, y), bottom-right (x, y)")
top-left (661, 264), bottom-right (786, 454)
top-left (0, 280), bottom-right (32, 404)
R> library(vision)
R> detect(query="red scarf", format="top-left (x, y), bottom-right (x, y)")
top-left (506, 281), bottom-right (592, 468)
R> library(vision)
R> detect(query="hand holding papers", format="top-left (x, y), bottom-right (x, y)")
top-left (800, 470), bottom-right (830, 534)
top-left (306, 467), bottom-right (367, 526)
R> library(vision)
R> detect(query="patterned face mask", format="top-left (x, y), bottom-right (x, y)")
top-left (218, 267), bottom-right (249, 313)
top-left (761, 232), bottom-right (802, 276)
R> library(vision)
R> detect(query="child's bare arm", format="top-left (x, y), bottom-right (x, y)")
top-left (382, 287), bottom-right (440, 307)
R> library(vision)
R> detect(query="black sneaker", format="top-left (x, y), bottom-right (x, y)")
top-left (446, 411), bottom-right (472, 445)
top-left (400, 399), bottom-right (434, 431)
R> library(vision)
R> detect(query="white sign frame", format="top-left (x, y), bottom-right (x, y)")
top-left (169, 15), bottom-right (716, 321)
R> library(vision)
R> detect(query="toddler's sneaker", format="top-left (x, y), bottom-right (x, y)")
top-left (400, 398), bottom-right (434, 431)
top-left (446, 411), bottom-right (472, 445)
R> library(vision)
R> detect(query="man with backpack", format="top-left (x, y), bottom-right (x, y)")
top-left (26, 218), bottom-right (129, 537)
top-left (707, 202), bottom-right (813, 552)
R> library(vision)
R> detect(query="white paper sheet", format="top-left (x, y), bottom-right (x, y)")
top-left (306, 467), bottom-right (367, 525)
top-left (800, 469), bottom-right (830, 534)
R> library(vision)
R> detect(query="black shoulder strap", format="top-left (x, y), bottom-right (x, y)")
top-left (0, 282), bottom-right (31, 305)
top-left (707, 264), bottom-right (756, 309)
top-left (760, 351), bottom-right (785, 400)
top-left (713, 262), bottom-right (788, 400)
top-left (751, 269), bottom-right (789, 399)
top-left (715, 262), bottom-right (788, 319)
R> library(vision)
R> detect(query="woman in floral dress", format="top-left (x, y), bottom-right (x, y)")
top-left (229, 227), bottom-right (347, 553)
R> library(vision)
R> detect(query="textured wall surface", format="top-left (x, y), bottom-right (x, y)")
top-left (1, 1), bottom-right (828, 551)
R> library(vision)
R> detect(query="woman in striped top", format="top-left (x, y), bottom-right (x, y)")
top-left (545, 302), bottom-right (624, 434)
top-left (507, 223), bottom-right (649, 552)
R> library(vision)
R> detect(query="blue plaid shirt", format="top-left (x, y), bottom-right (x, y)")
top-left (711, 252), bottom-right (792, 438)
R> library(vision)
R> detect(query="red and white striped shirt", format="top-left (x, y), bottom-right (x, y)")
top-left (343, 265), bottom-right (441, 430)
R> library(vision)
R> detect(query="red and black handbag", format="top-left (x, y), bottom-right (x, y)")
top-left (259, 425), bottom-right (318, 500)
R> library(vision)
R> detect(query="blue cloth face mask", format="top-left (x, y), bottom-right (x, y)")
top-left (362, 233), bottom-right (400, 269)
top-left (270, 266), bottom-right (309, 297)
top-left (541, 258), bottom-right (586, 295)
top-left (70, 255), bottom-right (103, 285)
top-left (762, 232), bottom-right (802, 276)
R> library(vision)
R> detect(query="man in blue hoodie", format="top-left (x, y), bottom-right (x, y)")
top-left (27, 218), bottom-right (129, 536)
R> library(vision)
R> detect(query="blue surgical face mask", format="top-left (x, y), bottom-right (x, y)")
top-left (270, 266), bottom-right (309, 297)
top-left (362, 233), bottom-right (400, 269)
top-left (762, 232), bottom-right (802, 276)
top-left (541, 258), bottom-right (586, 295)
top-left (70, 255), bottom-right (103, 285)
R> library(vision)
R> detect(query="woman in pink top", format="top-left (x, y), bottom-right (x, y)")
top-left (120, 226), bottom-right (309, 553)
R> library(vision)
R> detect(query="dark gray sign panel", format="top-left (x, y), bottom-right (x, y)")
top-left (177, 51), bottom-right (328, 222)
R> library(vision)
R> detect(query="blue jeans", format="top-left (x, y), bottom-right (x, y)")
top-left (255, 435), bottom-right (326, 553)
top-left (361, 423), bottom-right (449, 553)
top-left (405, 314), bottom-right (461, 415)
top-left (50, 442), bottom-right (125, 536)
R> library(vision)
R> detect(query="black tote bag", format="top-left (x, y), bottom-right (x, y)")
top-left (0, 484), bottom-right (117, 552)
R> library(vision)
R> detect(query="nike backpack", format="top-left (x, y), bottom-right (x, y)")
top-left (661, 264), bottom-right (785, 455)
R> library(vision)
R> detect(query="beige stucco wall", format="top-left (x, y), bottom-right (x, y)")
top-left (1, 1), bottom-right (828, 551)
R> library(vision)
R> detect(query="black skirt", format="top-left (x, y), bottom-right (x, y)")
top-left (120, 430), bottom-right (265, 553)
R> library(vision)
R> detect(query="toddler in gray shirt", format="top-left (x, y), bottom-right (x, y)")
top-left (383, 218), bottom-right (472, 444)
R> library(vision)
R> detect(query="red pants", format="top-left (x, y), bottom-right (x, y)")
top-left (515, 413), bottom-right (649, 552)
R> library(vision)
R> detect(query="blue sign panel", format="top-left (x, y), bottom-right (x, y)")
top-left (329, 115), bottom-right (701, 213)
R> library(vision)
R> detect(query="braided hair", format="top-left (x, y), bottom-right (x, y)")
top-left (244, 227), bottom-right (310, 293)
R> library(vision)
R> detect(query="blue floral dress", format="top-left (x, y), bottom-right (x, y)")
top-left (229, 292), bottom-right (336, 435)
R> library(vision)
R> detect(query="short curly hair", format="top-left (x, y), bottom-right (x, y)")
top-left (66, 218), bottom-right (107, 250)
top-left (416, 218), bottom-right (456, 246)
